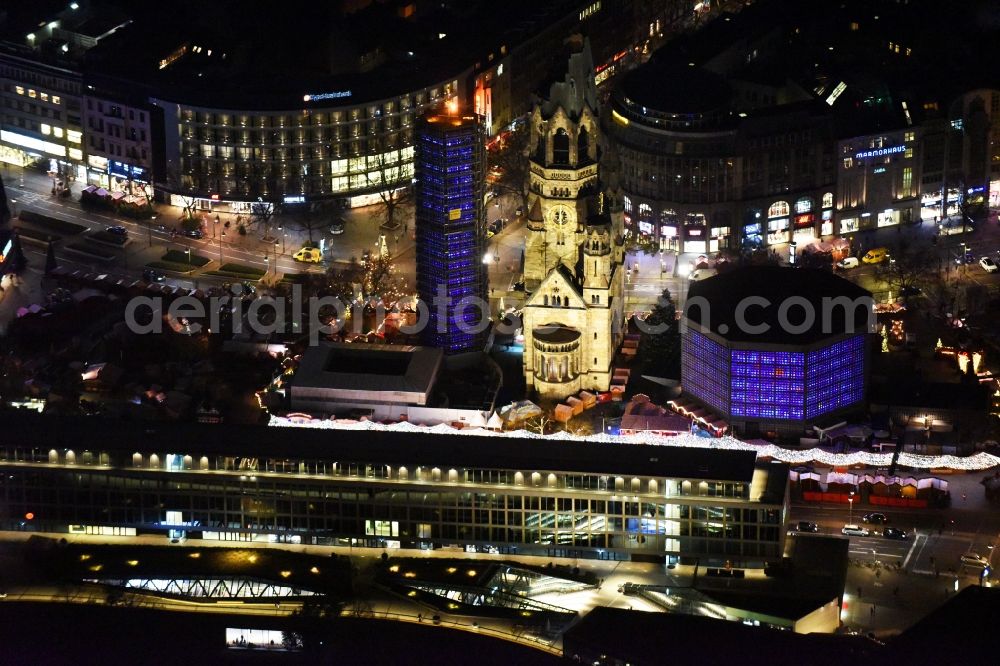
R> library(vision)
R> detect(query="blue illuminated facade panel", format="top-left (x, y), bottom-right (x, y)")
top-left (682, 330), bottom-right (867, 426)
top-left (682, 331), bottom-right (730, 415)
top-left (415, 115), bottom-right (487, 353)
top-left (730, 350), bottom-right (805, 421)
top-left (805, 335), bottom-right (865, 419)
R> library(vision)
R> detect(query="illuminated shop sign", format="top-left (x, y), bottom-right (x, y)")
top-left (855, 145), bottom-right (905, 160)
top-left (108, 160), bottom-right (148, 182)
top-left (1, 129), bottom-right (66, 157)
top-left (303, 91), bottom-right (352, 102)
top-left (1, 239), bottom-right (12, 263)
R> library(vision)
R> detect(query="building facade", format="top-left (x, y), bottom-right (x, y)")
top-left (606, 61), bottom-right (837, 255)
top-left (414, 112), bottom-right (488, 354)
top-left (682, 267), bottom-right (872, 437)
top-left (81, 87), bottom-right (153, 196)
top-left (0, 417), bottom-right (789, 565)
top-left (0, 46), bottom-right (85, 181)
top-left (152, 75), bottom-right (466, 214)
top-left (521, 41), bottom-right (626, 399)
top-left (0, 5), bottom-right (131, 182)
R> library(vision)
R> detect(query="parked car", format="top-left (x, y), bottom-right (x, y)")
top-left (862, 512), bottom-right (888, 525)
top-left (795, 521), bottom-right (819, 533)
top-left (883, 527), bottom-right (909, 540)
top-left (960, 552), bottom-right (989, 568)
top-left (293, 247), bottom-right (323, 263)
top-left (842, 524), bottom-right (871, 537)
top-left (900, 285), bottom-right (922, 297)
top-left (329, 219), bottom-right (346, 235)
top-left (181, 228), bottom-right (204, 239)
top-left (862, 248), bottom-right (888, 264)
top-left (107, 225), bottom-right (128, 236)
top-left (837, 257), bottom-right (859, 270)
top-left (142, 269), bottom-right (166, 283)
top-left (690, 268), bottom-right (718, 281)
top-left (979, 256), bottom-right (998, 273)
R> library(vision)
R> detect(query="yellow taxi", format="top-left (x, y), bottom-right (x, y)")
top-left (293, 247), bottom-right (323, 263)
top-left (861, 247), bottom-right (888, 264)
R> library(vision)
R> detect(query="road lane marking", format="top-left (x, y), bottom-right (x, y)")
top-left (902, 533), bottom-right (922, 570)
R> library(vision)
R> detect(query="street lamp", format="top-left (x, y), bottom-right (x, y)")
top-left (848, 491), bottom-right (855, 524)
top-left (9, 198), bottom-right (16, 218)
top-left (148, 214), bottom-right (157, 247)
top-left (185, 248), bottom-right (192, 266)
top-left (264, 255), bottom-right (270, 278)
top-left (219, 231), bottom-right (226, 264)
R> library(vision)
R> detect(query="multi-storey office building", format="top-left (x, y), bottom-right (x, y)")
top-left (0, 46), bottom-right (86, 181)
top-left (0, 416), bottom-right (789, 565)
top-left (80, 84), bottom-right (153, 195)
top-left (606, 61), bottom-right (837, 254)
top-left (0, 4), bottom-right (131, 181)
top-left (414, 113), bottom-right (488, 354)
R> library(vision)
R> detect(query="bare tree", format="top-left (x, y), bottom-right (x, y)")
top-left (524, 414), bottom-right (554, 435)
top-left (289, 203), bottom-right (327, 244)
top-left (488, 122), bottom-right (530, 213)
top-left (363, 136), bottom-right (413, 231)
top-left (875, 240), bottom-right (935, 297)
top-left (250, 199), bottom-right (275, 239)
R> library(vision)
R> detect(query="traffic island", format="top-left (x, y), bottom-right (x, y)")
top-left (144, 250), bottom-right (210, 275)
top-left (204, 262), bottom-right (266, 281)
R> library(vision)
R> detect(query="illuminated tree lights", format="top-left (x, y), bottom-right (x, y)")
top-left (268, 415), bottom-right (1000, 471)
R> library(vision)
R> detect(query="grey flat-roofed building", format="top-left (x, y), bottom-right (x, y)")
top-left (290, 342), bottom-right (443, 411)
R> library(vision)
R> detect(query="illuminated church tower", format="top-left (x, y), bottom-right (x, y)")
top-left (521, 38), bottom-right (625, 400)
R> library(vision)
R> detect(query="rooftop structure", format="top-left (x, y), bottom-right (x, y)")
top-left (290, 342), bottom-right (442, 412)
top-left (685, 266), bottom-right (873, 345)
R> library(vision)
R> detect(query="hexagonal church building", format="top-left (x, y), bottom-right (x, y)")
top-left (680, 266), bottom-right (874, 437)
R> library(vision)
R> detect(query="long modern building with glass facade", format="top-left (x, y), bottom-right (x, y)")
top-left (0, 415), bottom-right (789, 566)
top-left (415, 113), bottom-right (488, 354)
top-left (682, 266), bottom-right (873, 437)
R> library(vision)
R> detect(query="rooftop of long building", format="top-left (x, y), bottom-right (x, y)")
top-left (0, 412), bottom-right (768, 483)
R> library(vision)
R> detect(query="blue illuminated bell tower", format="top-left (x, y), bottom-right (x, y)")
top-left (414, 112), bottom-right (488, 354)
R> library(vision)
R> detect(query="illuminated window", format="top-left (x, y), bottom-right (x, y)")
top-left (40, 92), bottom-right (49, 102)
top-left (52, 95), bottom-right (61, 105)
top-left (822, 192), bottom-right (833, 208)
top-left (67, 129), bottom-right (82, 144)
top-left (41, 124), bottom-right (51, 135)
top-left (767, 201), bottom-right (790, 218)
top-left (28, 89), bottom-right (37, 99)
top-left (904, 131), bottom-right (915, 142)
top-left (53, 127), bottom-right (63, 138)
top-left (902, 166), bottom-right (912, 192)
top-left (68, 147), bottom-right (82, 161)
top-left (15, 86), bottom-right (24, 95)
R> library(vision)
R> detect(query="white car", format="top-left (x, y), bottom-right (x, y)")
top-left (979, 256), bottom-right (998, 273)
top-left (837, 257), bottom-right (859, 270)
top-left (960, 552), bottom-right (989, 568)
top-left (842, 524), bottom-right (870, 537)
top-left (690, 268), bottom-right (718, 281)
